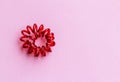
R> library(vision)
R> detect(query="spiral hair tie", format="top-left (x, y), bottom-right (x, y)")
top-left (20, 23), bottom-right (55, 57)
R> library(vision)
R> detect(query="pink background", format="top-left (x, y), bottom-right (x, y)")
top-left (0, 0), bottom-right (120, 82)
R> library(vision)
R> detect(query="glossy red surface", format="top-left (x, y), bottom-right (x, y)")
top-left (20, 23), bottom-right (55, 57)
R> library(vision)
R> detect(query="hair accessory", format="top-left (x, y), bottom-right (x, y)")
top-left (20, 23), bottom-right (55, 57)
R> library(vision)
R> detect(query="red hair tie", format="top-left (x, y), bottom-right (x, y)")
top-left (20, 23), bottom-right (55, 57)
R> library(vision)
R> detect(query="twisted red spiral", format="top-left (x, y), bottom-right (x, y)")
top-left (20, 23), bottom-right (55, 57)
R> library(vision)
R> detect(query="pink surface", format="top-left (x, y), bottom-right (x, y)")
top-left (0, 0), bottom-right (120, 82)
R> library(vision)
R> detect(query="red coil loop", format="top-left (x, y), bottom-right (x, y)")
top-left (20, 23), bottom-right (55, 57)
